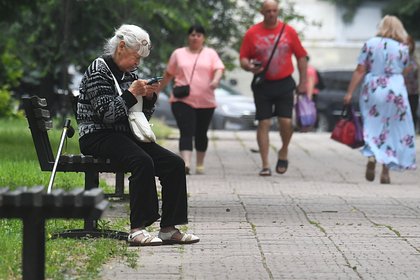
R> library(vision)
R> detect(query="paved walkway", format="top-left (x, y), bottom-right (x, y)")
top-left (101, 131), bottom-right (420, 280)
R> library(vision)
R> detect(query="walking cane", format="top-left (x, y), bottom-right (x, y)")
top-left (47, 119), bottom-right (75, 193)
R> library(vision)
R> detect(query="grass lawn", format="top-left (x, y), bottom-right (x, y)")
top-left (0, 116), bottom-right (172, 279)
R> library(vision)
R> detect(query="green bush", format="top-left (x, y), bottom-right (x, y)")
top-left (0, 87), bottom-right (14, 118)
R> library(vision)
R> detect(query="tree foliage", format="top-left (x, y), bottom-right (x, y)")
top-left (0, 0), bottom-right (258, 108)
top-left (383, 0), bottom-right (420, 38)
top-left (323, 0), bottom-right (420, 38)
top-left (322, 0), bottom-right (364, 23)
top-left (0, 0), bottom-right (310, 114)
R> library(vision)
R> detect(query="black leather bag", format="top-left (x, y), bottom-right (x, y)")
top-left (251, 72), bottom-right (266, 88)
top-left (173, 49), bottom-right (201, 99)
top-left (173, 85), bottom-right (190, 98)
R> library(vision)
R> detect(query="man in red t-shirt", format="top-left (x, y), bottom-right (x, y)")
top-left (239, 0), bottom-right (307, 176)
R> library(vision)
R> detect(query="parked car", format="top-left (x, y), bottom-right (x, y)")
top-left (153, 81), bottom-right (257, 130)
top-left (316, 70), bottom-right (361, 132)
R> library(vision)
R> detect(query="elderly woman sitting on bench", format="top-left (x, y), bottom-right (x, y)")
top-left (76, 24), bottom-right (199, 246)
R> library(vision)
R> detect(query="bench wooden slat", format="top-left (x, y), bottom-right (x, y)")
top-left (31, 96), bottom-right (47, 107)
top-left (36, 119), bottom-right (53, 131)
top-left (81, 155), bottom-right (94, 163)
top-left (0, 188), bottom-right (109, 218)
top-left (3, 189), bottom-right (24, 207)
top-left (83, 188), bottom-right (105, 206)
top-left (63, 188), bottom-right (85, 207)
top-left (33, 108), bottom-right (50, 119)
top-left (21, 186), bottom-right (45, 207)
top-left (0, 187), bottom-right (10, 207)
top-left (43, 189), bottom-right (65, 207)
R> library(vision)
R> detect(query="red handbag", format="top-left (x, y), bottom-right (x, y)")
top-left (331, 105), bottom-right (364, 148)
top-left (331, 118), bottom-right (356, 146)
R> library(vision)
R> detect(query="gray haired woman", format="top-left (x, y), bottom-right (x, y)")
top-left (76, 24), bottom-right (199, 246)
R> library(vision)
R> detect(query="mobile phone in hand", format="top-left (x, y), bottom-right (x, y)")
top-left (251, 60), bottom-right (262, 68)
top-left (146, 76), bottom-right (163, 85)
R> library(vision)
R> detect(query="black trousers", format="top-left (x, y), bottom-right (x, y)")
top-left (79, 131), bottom-right (188, 229)
top-left (171, 102), bottom-right (215, 151)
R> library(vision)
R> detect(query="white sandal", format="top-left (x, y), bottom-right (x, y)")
top-left (158, 229), bottom-right (200, 245)
top-left (127, 229), bottom-right (162, 246)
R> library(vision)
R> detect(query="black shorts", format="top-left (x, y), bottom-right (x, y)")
top-left (252, 76), bottom-right (296, 120)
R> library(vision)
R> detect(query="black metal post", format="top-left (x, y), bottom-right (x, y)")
top-left (115, 173), bottom-right (125, 197)
top-left (22, 215), bottom-right (45, 280)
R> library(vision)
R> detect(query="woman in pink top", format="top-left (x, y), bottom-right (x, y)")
top-left (159, 24), bottom-right (225, 174)
top-left (306, 57), bottom-right (320, 101)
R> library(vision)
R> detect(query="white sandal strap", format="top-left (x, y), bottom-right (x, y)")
top-left (128, 229), bottom-right (149, 241)
top-left (158, 229), bottom-right (199, 243)
top-left (181, 233), bottom-right (199, 242)
top-left (158, 229), bottom-right (178, 240)
top-left (129, 229), bottom-right (161, 244)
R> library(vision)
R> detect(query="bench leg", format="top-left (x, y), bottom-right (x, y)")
top-left (50, 170), bottom-right (129, 240)
top-left (85, 171), bottom-right (126, 199)
top-left (84, 171), bottom-right (99, 190)
top-left (23, 216), bottom-right (45, 280)
top-left (115, 172), bottom-right (125, 197)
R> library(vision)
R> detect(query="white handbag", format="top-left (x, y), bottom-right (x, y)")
top-left (98, 58), bottom-right (156, 143)
top-left (127, 96), bottom-right (156, 143)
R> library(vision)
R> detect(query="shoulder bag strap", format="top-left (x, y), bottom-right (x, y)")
top-left (97, 57), bottom-right (143, 111)
top-left (97, 57), bottom-right (122, 96)
top-left (188, 48), bottom-right (202, 84)
top-left (264, 23), bottom-right (286, 74)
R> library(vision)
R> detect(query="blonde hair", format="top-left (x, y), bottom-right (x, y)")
top-left (104, 24), bottom-right (151, 57)
top-left (376, 15), bottom-right (408, 43)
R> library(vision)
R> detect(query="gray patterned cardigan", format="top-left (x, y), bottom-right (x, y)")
top-left (76, 56), bottom-right (157, 138)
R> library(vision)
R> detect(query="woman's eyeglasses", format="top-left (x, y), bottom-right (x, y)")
top-left (141, 39), bottom-right (152, 50)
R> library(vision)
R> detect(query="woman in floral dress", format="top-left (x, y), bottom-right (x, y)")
top-left (344, 15), bottom-right (417, 184)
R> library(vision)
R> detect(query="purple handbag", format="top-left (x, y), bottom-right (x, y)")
top-left (296, 95), bottom-right (317, 128)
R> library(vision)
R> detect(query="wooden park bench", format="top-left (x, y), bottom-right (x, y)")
top-left (22, 95), bottom-right (129, 240)
top-left (0, 186), bottom-right (108, 280)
